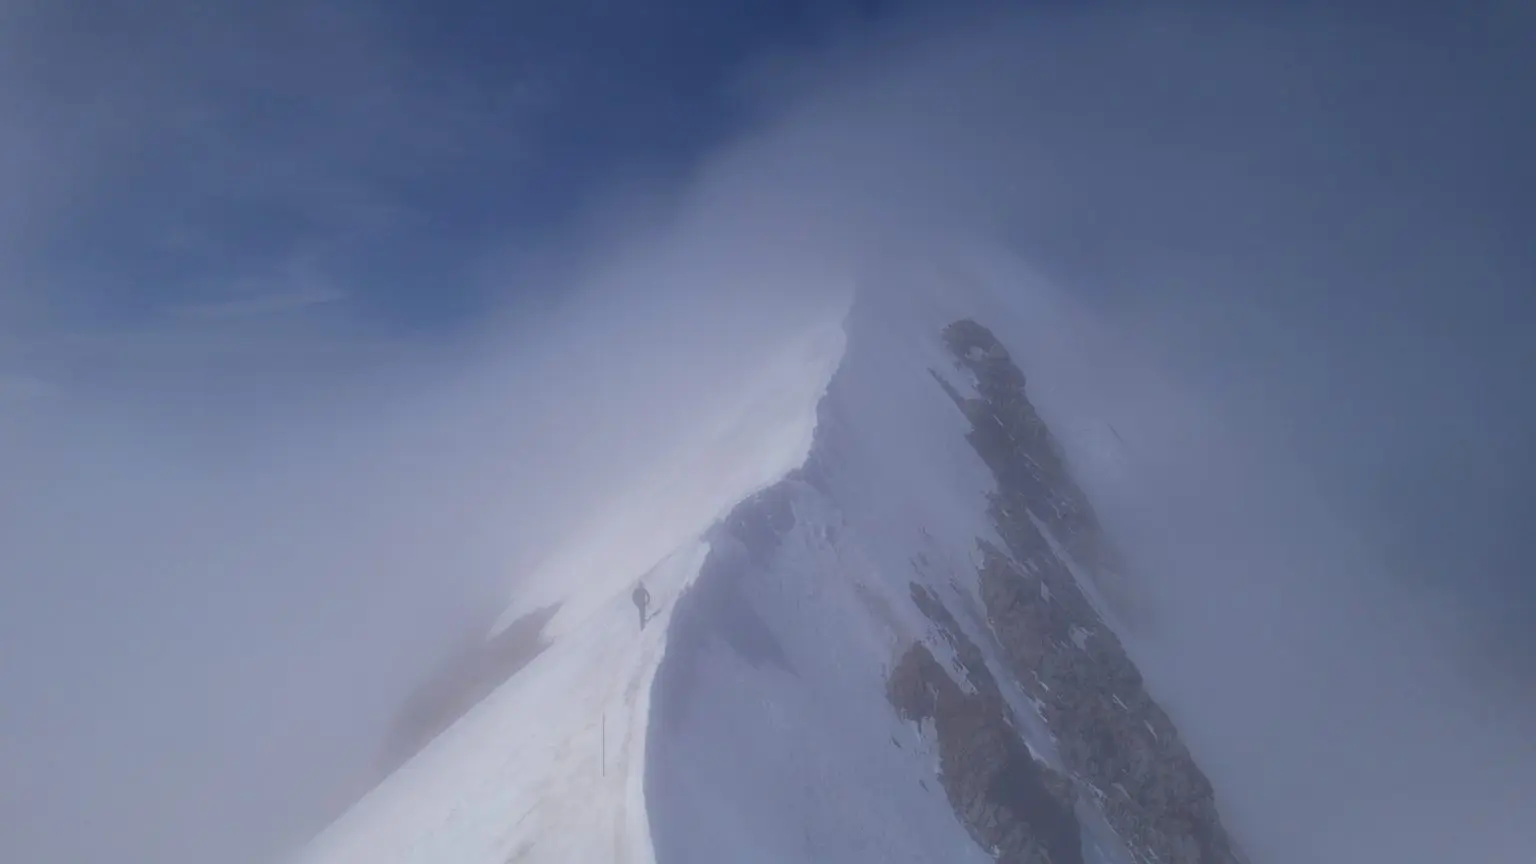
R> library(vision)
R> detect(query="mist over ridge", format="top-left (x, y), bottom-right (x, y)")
top-left (2, 2), bottom-right (1532, 862)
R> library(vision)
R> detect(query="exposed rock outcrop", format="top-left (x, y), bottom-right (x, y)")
top-left (718, 482), bottom-right (799, 567)
top-left (938, 319), bottom-right (1248, 864)
top-left (889, 584), bottom-right (1082, 864)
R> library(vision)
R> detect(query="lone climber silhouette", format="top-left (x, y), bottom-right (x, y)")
top-left (632, 582), bottom-right (651, 629)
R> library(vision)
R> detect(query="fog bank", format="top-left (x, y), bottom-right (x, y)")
top-left (2, 3), bottom-right (1532, 863)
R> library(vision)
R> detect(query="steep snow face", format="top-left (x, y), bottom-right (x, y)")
top-left (645, 277), bottom-right (1093, 864)
top-left (646, 272), bottom-right (1246, 864)
top-left (646, 284), bottom-right (1014, 864)
top-left (288, 269), bottom-right (1245, 864)
top-left (286, 315), bottom-right (846, 864)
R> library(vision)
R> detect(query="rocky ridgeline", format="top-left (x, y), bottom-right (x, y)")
top-left (935, 321), bottom-right (1105, 572)
top-left (889, 583), bottom-right (1082, 864)
top-left (936, 319), bottom-right (1247, 864)
top-left (692, 313), bottom-right (1247, 863)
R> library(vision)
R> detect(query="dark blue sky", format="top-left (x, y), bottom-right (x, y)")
top-left (5, 0), bottom-right (913, 334)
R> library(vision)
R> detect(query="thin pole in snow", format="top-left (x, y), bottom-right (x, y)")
top-left (602, 712), bottom-right (607, 777)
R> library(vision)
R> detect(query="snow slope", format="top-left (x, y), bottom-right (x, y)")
top-left (288, 316), bottom-right (845, 864)
top-left (645, 274), bottom-right (1135, 864)
top-left (646, 267), bottom-right (1252, 864)
top-left (291, 268), bottom-right (1245, 864)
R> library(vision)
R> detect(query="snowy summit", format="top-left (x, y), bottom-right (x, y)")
top-left (290, 270), bottom-right (1248, 864)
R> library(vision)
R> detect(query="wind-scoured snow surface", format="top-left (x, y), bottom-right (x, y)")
top-left (291, 270), bottom-right (1145, 864)
top-left (289, 318), bottom-right (846, 864)
top-left (646, 276), bottom-right (1108, 864)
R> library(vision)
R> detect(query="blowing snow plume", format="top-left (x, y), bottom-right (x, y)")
top-left (3, 2), bottom-right (1535, 864)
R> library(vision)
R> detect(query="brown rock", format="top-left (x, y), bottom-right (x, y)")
top-left (889, 587), bottom-right (1083, 864)
top-left (938, 318), bottom-right (1249, 864)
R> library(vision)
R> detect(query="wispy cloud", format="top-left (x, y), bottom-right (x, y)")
top-left (0, 371), bottom-right (50, 402)
top-left (0, 0), bottom-right (543, 342)
top-left (172, 287), bottom-right (348, 321)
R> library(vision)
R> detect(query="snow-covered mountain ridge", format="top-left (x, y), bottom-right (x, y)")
top-left (648, 284), bottom-right (1247, 864)
top-left (290, 276), bottom-right (1249, 864)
